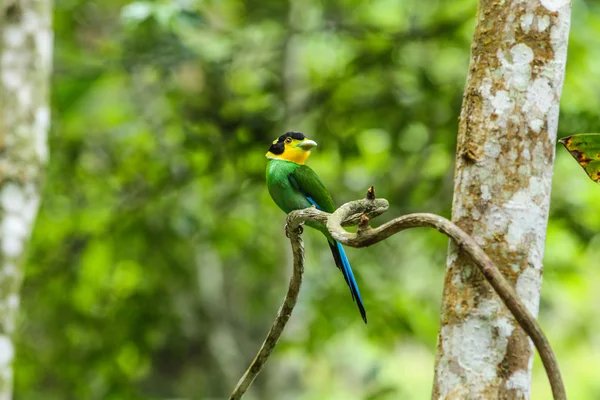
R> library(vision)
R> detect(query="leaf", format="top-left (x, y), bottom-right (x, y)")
top-left (559, 134), bottom-right (600, 183)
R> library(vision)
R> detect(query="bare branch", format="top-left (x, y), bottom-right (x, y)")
top-left (228, 221), bottom-right (304, 400)
top-left (229, 193), bottom-right (565, 400)
top-left (327, 205), bottom-right (566, 400)
top-left (228, 199), bottom-right (389, 400)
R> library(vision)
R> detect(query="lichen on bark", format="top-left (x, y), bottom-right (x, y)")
top-left (0, 0), bottom-right (52, 397)
top-left (432, 0), bottom-right (571, 399)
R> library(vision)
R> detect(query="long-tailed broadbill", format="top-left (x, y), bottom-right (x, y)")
top-left (265, 131), bottom-right (367, 323)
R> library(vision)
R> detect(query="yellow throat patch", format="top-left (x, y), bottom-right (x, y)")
top-left (266, 134), bottom-right (317, 165)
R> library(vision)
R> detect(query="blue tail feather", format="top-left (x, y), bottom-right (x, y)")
top-left (330, 241), bottom-right (367, 323)
top-left (305, 195), bottom-right (366, 322)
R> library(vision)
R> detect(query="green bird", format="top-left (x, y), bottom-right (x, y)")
top-left (265, 131), bottom-right (367, 323)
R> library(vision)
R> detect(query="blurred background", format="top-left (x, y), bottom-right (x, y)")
top-left (14, 0), bottom-right (600, 399)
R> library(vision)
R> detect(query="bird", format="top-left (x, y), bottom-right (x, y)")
top-left (265, 131), bottom-right (367, 323)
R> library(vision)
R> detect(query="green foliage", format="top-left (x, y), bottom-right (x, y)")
top-left (11, 0), bottom-right (600, 399)
top-left (560, 134), bottom-right (600, 183)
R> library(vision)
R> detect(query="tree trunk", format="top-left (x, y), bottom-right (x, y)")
top-left (432, 1), bottom-right (571, 399)
top-left (0, 0), bottom-right (52, 397)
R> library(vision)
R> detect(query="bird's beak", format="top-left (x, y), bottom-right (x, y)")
top-left (297, 139), bottom-right (317, 150)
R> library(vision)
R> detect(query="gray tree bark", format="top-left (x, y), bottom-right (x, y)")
top-left (432, 0), bottom-right (571, 399)
top-left (0, 0), bottom-right (52, 397)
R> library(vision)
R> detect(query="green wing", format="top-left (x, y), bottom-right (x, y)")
top-left (289, 165), bottom-right (336, 213)
top-left (559, 134), bottom-right (600, 183)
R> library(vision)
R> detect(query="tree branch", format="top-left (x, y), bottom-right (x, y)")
top-left (228, 199), bottom-right (386, 400)
top-left (229, 190), bottom-right (566, 400)
top-left (228, 221), bottom-right (305, 400)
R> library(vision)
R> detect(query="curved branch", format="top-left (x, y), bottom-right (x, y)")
top-left (326, 201), bottom-right (566, 400)
top-left (228, 222), bottom-right (305, 400)
top-left (228, 201), bottom-right (388, 400)
top-left (229, 193), bottom-right (565, 400)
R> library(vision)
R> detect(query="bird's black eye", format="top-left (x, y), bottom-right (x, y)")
top-left (285, 137), bottom-right (292, 144)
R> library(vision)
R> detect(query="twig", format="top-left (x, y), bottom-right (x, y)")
top-left (229, 191), bottom-right (566, 400)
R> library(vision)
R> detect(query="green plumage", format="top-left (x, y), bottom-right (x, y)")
top-left (266, 159), bottom-right (334, 237)
top-left (266, 158), bottom-right (367, 322)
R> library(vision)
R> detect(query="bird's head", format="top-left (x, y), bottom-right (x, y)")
top-left (265, 131), bottom-right (318, 165)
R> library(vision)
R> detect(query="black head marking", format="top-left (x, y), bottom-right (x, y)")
top-left (268, 141), bottom-right (285, 155)
top-left (279, 131), bottom-right (306, 141)
top-left (268, 131), bottom-right (306, 154)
